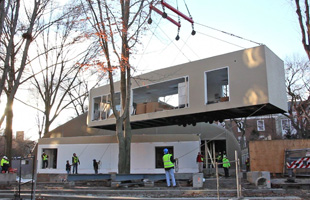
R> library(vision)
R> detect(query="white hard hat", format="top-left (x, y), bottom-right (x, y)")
top-left (3, 156), bottom-right (7, 159)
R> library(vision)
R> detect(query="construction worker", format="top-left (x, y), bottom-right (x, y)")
top-left (222, 155), bottom-right (230, 178)
top-left (42, 152), bottom-right (49, 169)
top-left (196, 152), bottom-right (204, 173)
top-left (163, 148), bottom-right (177, 187)
top-left (217, 152), bottom-right (222, 168)
top-left (245, 157), bottom-right (250, 172)
top-left (1, 156), bottom-right (10, 173)
top-left (66, 160), bottom-right (71, 174)
top-left (72, 153), bottom-right (80, 174)
top-left (93, 159), bottom-right (100, 174)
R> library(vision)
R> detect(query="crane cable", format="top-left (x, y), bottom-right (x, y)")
top-left (182, 0), bottom-right (195, 34)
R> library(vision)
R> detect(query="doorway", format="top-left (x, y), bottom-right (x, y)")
top-left (42, 149), bottom-right (57, 169)
top-left (200, 140), bottom-right (226, 169)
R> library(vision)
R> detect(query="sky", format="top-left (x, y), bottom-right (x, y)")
top-left (8, 0), bottom-right (308, 141)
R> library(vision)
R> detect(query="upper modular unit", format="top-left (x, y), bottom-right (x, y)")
top-left (88, 45), bottom-right (288, 130)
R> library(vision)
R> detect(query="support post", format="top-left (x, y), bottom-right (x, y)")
top-left (216, 162), bottom-right (220, 200)
top-left (235, 151), bottom-right (240, 198)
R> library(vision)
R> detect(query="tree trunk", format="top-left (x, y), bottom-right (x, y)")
top-left (4, 96), bottom-right (14, 163)
top-left (116, 118), bottom-right (125, 173)
top-left (123, 115), bottom-right (132, 174)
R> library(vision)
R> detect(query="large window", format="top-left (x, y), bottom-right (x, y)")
top-left (205, 67), bottom-right (229, 104)
top-left (257, 120), bottom-right (265, 131)
top-left (132, 77), bottom-right (188, 115)
top-left (155, 146), bottom-right (174, 168)
top-left (92, 93), bottom-right (120, 121)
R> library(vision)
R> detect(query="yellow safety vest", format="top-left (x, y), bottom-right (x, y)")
top-left (222, 158), bottom-right (230, 168)
top-left (1, 158), bottom-right (9, 166)
top-left (73, 156), bottom-right (79, 164)
top-left (43, 155), bottom-right (48, 160)
top-left (163, 154), bottom-right (174, 168)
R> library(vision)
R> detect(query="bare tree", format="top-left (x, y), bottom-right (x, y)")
top-left (0, 0), bottom-right (54, 162)
top-left (67, 74), bottom-right (104, 117)
top-left (234, 119), bottom-right (247, 149)
top-left (294, 0), bottom-right (310, 60)
top-left (283, 56), bottom-right (310, 138)
top-left (0, 0), bottom-right (11, 43)
top-left (81, 0), bottom-right (149, 173)
top-left (29, 10), bottom-right (98, 137)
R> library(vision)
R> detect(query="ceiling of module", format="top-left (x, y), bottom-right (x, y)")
top-left (132, 78), bottom-right (184, 103)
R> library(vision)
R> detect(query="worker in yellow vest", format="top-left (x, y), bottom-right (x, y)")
top-left (222, 155), bottom-right (231, 178)
top-left (163, 148), bottom-right (177, 187)
top-left (1, 156), bottom-right (10, 173)
top-left (42, 152), bottom-right (49, 169)
top-left (72, 153), bottom-right (80, 174)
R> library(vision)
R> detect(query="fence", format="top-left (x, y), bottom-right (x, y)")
top-left (284, 148), bottom-right (310, 176)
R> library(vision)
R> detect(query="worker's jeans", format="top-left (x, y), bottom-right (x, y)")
top-left (165, 168), bottom-right (176, 187)
top-left (43, 160), bottom-right (48, 169)
top-left (72, 164), bottom-right (78, 174)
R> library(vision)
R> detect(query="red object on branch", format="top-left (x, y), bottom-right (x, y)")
top-left (150, 4), bottom-right (181, 27)
top-left (161, 0), bottom-right (194, 24)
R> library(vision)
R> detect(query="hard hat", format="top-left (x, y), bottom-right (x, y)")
top-left (3, 156), bottom-right (7, 159)
top-left (223, 155), bottom-right (227, 158)
top-left (163, 148), bottom-right (168, 154)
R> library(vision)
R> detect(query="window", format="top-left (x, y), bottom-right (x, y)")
top-left (155, 146), bottom-right (173, 168)
top-left (92, 96), bottom-right (101, 121)
top-left (205, 67), bottom-right (229, 104)
top-left (257, 120), bottom-right (265, 131)
top-left (132, 77), bottom-right (188, 115)
top-left (42, 148), bottom-right (57, 169)
top-left (281, 119), bottom-right (291, 134)
top-left (92, 93), bottom-right (120, 121)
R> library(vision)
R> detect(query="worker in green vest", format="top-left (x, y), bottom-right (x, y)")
top-left (163, 148), bottom-right (177, 187)
top-left (222, 155), bottom-right (230, 178)
top-left (42, 152), bottom-right (49, 169)
top-left (72, 153), bottom-right (80, 174)
top-left (1, 156), bottom-right (10, 173)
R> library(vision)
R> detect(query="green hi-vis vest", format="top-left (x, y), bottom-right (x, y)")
top-left (163, 154), bottom-right (174, 168)
top-left (222, 158), bottom-right (230, 168)
top-left (1, 158), bottom-right (9, 166)
top-left (43, 155), bottom-right (48, 160)
top-left (73, 156), bottom-right (79, 164)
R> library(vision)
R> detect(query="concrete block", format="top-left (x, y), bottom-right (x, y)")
top-left (0, 173), bottom-right (17, 184)
top-left (192, 173), bottom-right (203, 188)
top-left (247, 171), bottom-right (271, 188)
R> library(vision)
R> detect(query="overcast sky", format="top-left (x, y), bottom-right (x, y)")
top-left (11, 0), bottom-right (307, 141)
